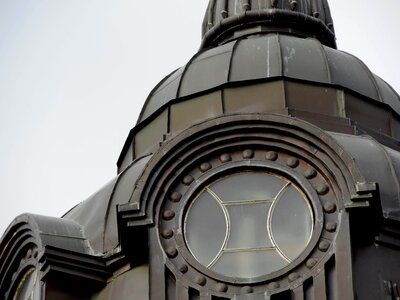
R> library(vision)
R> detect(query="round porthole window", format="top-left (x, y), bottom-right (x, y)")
top-left (183, 171), bottom-right (314, 280)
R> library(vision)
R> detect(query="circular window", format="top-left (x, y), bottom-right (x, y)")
top-left (183, 171), bottom-right (313, 280)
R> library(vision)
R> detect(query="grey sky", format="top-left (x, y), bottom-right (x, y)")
top-left (0, 0), bottom-right (399, 235)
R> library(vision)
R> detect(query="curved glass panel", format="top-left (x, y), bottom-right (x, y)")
top-left (184, 171), bottom-right (313, 279)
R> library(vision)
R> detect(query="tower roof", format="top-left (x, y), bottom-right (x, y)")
top-left (201, 0), bottom-right (336, 49)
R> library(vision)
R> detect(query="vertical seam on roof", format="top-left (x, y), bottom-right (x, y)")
top-left (227, 38), bottom-right (241, 82)
top-left (352, 54), bottom-right (383, 103)
top-left (319, 42), bottom-right (332, 84)
top-left (176, 51), bottom-right (203, 98)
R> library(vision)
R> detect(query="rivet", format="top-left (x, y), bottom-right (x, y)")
top-left (195, 275), bottom-right (207, 286)
top-left (243, 149), bottom-right (254, 159)
top-left (221, 10), bottom-right (228, 18)
top-left (267, 282), bottom-right (280, 290)
top-left (220, 153), bottom-right (232, 163)
top-left (313, 11), bottom-right (320, 18)
top-left (324, 201), bottom-right (337, 213)
top-left (304, 168), bottom-right (317, 179)
top-left (241, 286), bottom-right (253, 294)
top-left (288, 272), bottom-right (300, 282)
top-left (325, 222), bottom-right (337, 232)
top-left (327, 23), bottom-right (334, 29)
top-left (243, 2), bottom-right (251, 10)
top-left (215, 283), bottom-right (228, 292)
top-left (165, 247), bottom-right (178, 258)
top-left (161, 229), bottom-right (174, 239)
top-left (290, 0), bottom-right (297, 10)
top-left (287, 157), bottom-right (299, 168)
top-left (319, 241), bottom-right (331, 252)
top-left (207, 22), bottom-right (213, 30)
top-left (170, 192), bottom-right (182, 203)
top-left (183, 175), bottom-right (194, 185)
top-left (25, 248), bottom-right (33, 260)
top-left (271, 0), bottom-right (278, 8)
top-left (266, 151), bottom-right (278, 161)
top-left (162, 210), bottom-right (175, 221)
top-left (317, 184), bottom-right (329, 195)
top-left (306, 258), bottom-right (318, 269)
top-left (200, 162), bottom-right (212, 172)
top-left (178, 264), bottom-right (188, 274)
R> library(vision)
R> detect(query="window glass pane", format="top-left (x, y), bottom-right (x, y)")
top-left (185, 191), bottom-right (227, 266)
top-left (225, 203), bottom-right (272, 249)
top-left (270, 185), bottom-right (313, 261)
top-left (211, 172), bottom-right (286, 202)
top-left (211, 250), bottom-right (287, 279)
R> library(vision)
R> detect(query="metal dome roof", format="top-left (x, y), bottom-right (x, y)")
top-left (201, 0), bottom-right (336, 49)
top-left (137, 33), bottom-right (400, 124)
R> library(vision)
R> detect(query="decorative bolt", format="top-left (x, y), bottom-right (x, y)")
top-left (215, 283), bottom-right (228, 292)
top-left (290, 0), bottom-right (297, 10)
top-left (267, 282), bottom-right (280, 290)
top-left (195, 275), bottom-right (207, 286)
top-left (243, 149), bottom-right (254, 159)
top-left (165, 247), bottom-right (178, 258)
top-left (266, 151), bottom-right (278, 161)
top-left (207, 22), bottom-right (213, 30)
top-left (313, 11), bottom-right (320, 18)
top-left (162, 210), bottom-right (175, 221)
top-left (183, 175), bottom-right (194, 186)
top-left (325, 222), bottom-right (337, 232)
top-left (324, 201), bottom-right (337, 213)
top-left (243, 2), bottom-right (251, 11)
top-left (317, 184), bottom-right (329, 195)
top-left (271, 0), bottom-right (279, 8)
top-left (170, 192), bottom-right (182, 203)
top-left (221, 10), bottom-right (228, 18)
top-left (161, 229), bottom-right (174, 239)
top-left (25, 248), bottom-right (33, 260)
top-left (241, 286), bottom-right (253, 294)
top-left (306, 258), bottom-right (318, 269)
top-left (304, 168), bottom-right (317, 179)
top-left (178, 264), bottom-right (188, 274)
top-left (220, 153), bottom-right (232, 163)
top-left (287, 157), bottom-right (299, 168)
top-left (200, 162), bottom-right (212, 172)
top-left (327, 23), bottom-right (334, 30)
top-left (319, 241), bottom-right (331, 252)
top-left (288, 272), bottom-right (300, 282)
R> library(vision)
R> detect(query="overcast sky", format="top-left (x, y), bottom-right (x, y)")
top-left (0, 0), bottom-right (399, 236)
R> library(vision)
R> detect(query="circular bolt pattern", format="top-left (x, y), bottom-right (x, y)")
top-left (287, 157), bottom-right (299, 168)
top-left (215, 283), bottom-right (228, 292)
top-left (288, 273), bottom-right (300, 282)
top-left (304, 168), bottom-right (317, 179)
top-left (161, 229), bottom-right (174, 239)
top-left (325, 222), bottom-right (337, 232)
top-left (267, 282), bottom-right (280, 290)
top-left (306, 258), bottom-right (318, 269)
top-left (266, 151), bottom-right (278, 161)
top-left (242, 149), bottom-right (254, 159)
top-left (200, 162), bottom-right (212, 172)
top-left (195, 276), bottom-right (207, 286)
top-left (178, 264), bottom-right (188, 274)
top-left (317, 184), bottom-right (329, 195)
top-left (166, 247), bottom-right (178, 258)
top-left (220, 153), bottom-right (232, 163)
top-left (162, 210), bottom-right (175, 221)
top-left (170, 192), bottom-right (182, 203)
top-left (241, 286), bottom-right (253, 294)
top-left (324, 201), bottom-right (337, 213)
top-left (183, 175), bottom-right (194, 186)
top-left (319, 241), bottom-right (331, 252)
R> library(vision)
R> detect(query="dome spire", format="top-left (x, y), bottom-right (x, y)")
top-left (201, 0), bottom-right (336, 49)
